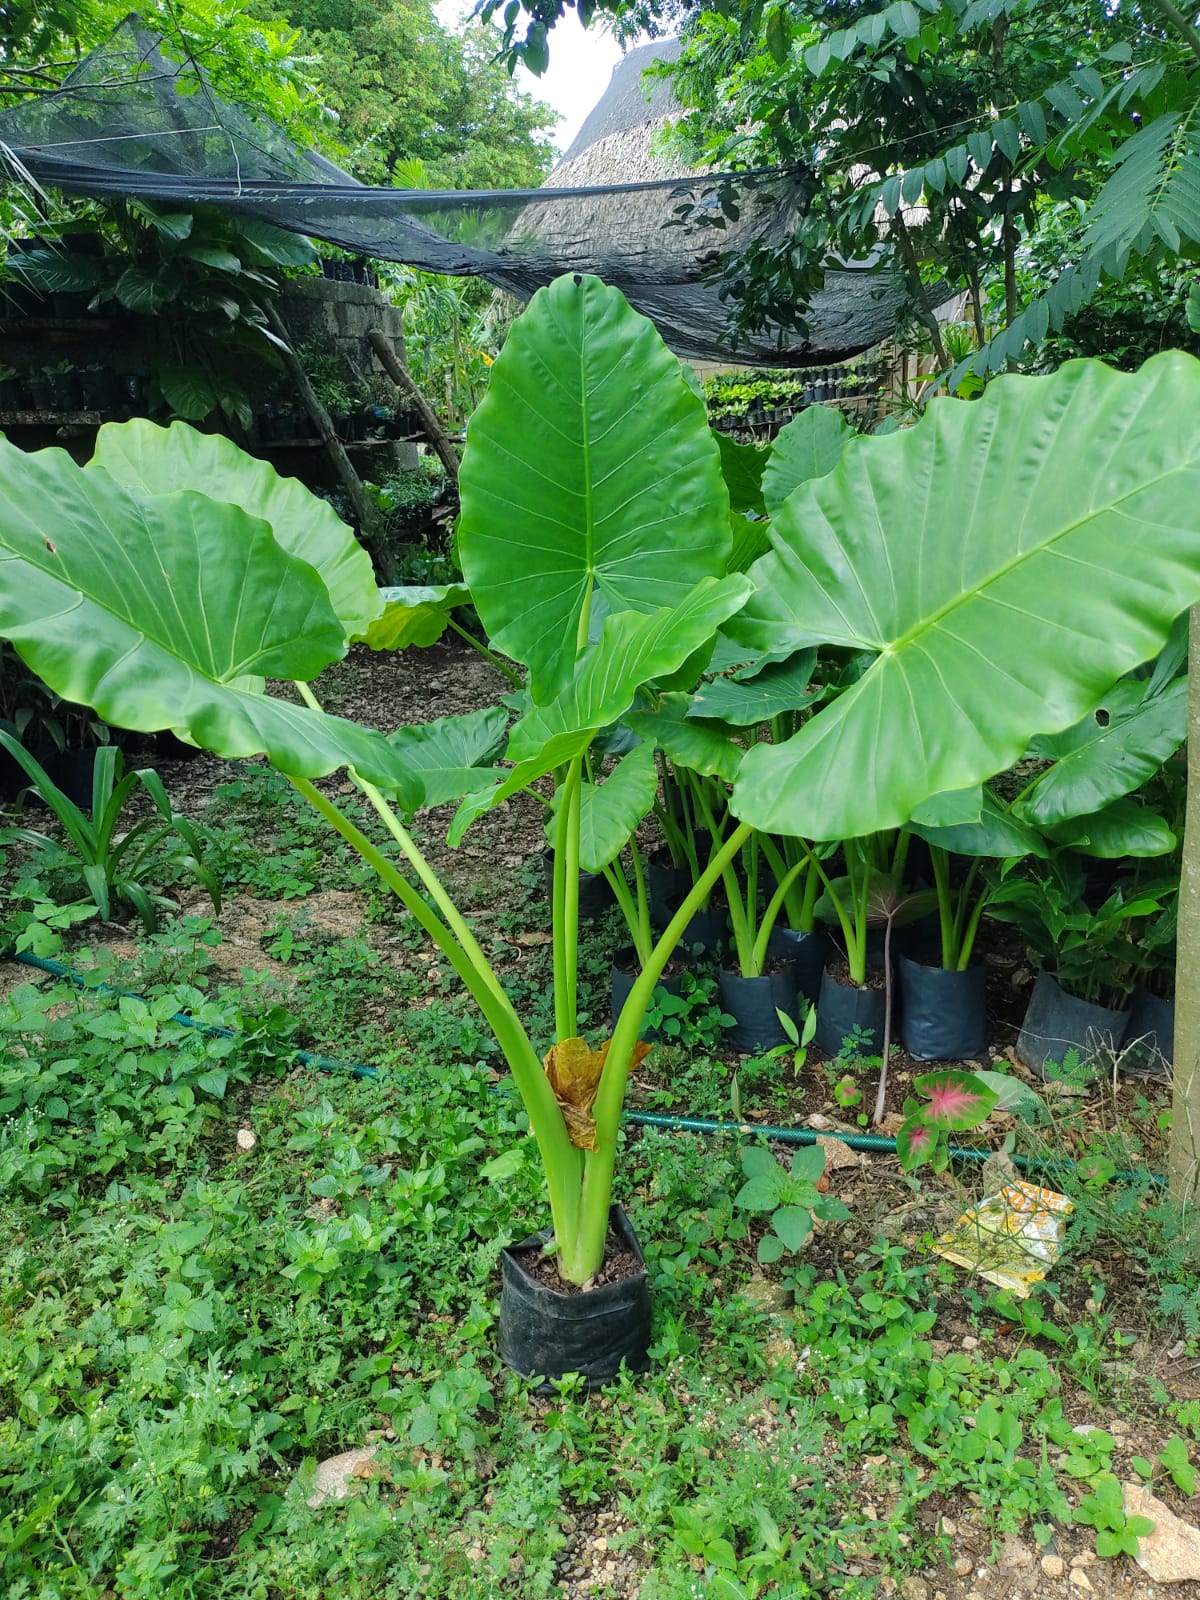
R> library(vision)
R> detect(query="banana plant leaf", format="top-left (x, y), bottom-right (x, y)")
top-left (360, 584), bottom-right (473, 650)
top-left (88, 418), bottom-right (381, 639)
top-left (457, 274), bottom-right (732, 699)
top-left (730, 354), bottom-right (1200, 841)
top-left (0, 440), bottom-right (420, 802)
top-left (545, 742), bottom-right (659, 872)
top-left (1013, 675), bottom-right (1187, 828)
top-left (761, 405), bottom-right (854, 518)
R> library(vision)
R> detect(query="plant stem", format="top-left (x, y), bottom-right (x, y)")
top-left (566, 821), bottom-right (755, 1282)
top-left (931, 846), bottom-right (957, 969)
top-left (443, 615), bottom-right (523, 688)
top-left (555, 757), bottom-right (583, 1039)
top-left (873, 915), bottom-right (895, 1126)
top-left (285, 775), bottom-right (583, 1238)
top-left (293, 682), bottom-right (507, 1006)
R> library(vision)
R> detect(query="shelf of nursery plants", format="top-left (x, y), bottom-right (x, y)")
top-left (261, 436), bottom-right (414, 450)
top-left (0, 316), bottom-right (112, 333)
top-left (0, 409), bottom-right (104, 426)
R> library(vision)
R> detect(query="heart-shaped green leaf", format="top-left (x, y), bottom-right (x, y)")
top-left (1015, 675), bottom-right (1187, 827)
top-left (387, 707), bottom-right (508, 808)
top-left (546, 742), bottom-right (658, 872)
top-left (625, 692), bottom-right (744, 782)
top-left (972, 1071), bottom-right (1045, 1119)
top-left (731, 354), bottom-right (1200, 840)
top-left (909, 786), bottom-right (985, 828)
top-left (507, 576), bottom-right (751, 760)
top-left (89, 418), bottom-right (381, 639)
top-left (715, 432), bottom-right (768, 515)
top-left (761, 404), bottom-right (855, 518)
top-left (360, 584), bottom-right (473, 650)
top-left (457, 274), bottom-right (732, 698)
top-left (908, 789), bottom-right (1048, 859)
top-left (1045, 796), bottom-right (1176, 858)
top-left (0, 441), bottom-right (418, 800)
top-left (690, 651), bottom-right (818, 726)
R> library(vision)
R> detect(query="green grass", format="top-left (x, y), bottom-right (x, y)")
top-left (3, 947), bottom-right (1199, 1600)
top-left (2, 777), bottom-right (1199, 1599)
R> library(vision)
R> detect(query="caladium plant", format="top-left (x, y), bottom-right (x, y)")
top-left (896, 1070), bottom-right (1001, 1174)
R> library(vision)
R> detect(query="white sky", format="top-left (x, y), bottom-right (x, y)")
top-left (435, 3), bottom-right (625, 155)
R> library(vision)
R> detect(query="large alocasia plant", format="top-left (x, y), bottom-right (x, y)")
top-left (3, 279), bottom-right (1200, 1294)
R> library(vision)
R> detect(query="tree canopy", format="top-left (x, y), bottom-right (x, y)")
top-left (479, 0), bottom-right (1200, 375)
top-left (0, 0), bottom-right (557, 190)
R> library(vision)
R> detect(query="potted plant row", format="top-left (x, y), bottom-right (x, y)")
top-left (2, 280), bottom-right (1200, 1390)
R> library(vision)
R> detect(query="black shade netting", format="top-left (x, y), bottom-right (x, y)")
top-left (0, 18), bottom-right (905, 364)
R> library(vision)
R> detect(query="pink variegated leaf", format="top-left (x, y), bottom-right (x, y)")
top-left (915, 1070), bottom-right (999, 1132)
top-left (897, 1116), bottom-right (938, 1172)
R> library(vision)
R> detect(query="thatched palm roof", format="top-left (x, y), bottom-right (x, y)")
top-left (495, 40), bottom-right (907, 367)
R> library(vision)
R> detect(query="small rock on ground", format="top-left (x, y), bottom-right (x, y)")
top-left (1124, 1482), bottom-right (1200, 1584)
top-left (305, 1445), bottom-right (383, 1509)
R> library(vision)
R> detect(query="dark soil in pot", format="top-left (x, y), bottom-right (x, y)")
top-left (540, 849), bottom-right (614, 922)
top-left (718, 958), bottom-right (800, 1052)
top-left (897, 956), bottom-right (987, 1061)
top-left (1016, 971), bottom-right (1129, 1084)
top-left (610, 945), bottom-right (688, 1040)
top-left (767, 924), bottom-right (828, 1004)
top-left (498, 1204), bottom-right (651, 1391)
top-left (1123, 989), bottom-right (1174, 1078)
top-left (815, 965), bottom-right (886, 1056)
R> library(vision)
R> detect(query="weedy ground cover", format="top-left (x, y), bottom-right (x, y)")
top-left (2, 644), bottom-right (1199, 1600)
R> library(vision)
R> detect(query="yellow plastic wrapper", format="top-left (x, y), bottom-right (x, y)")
top-left (933, 1180), bottom-right (1074, 1298)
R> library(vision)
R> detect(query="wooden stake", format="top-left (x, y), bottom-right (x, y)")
top-left (263, 303), bottom-right (396, 583)
top-left (367, 328), bottom-right (460, 483)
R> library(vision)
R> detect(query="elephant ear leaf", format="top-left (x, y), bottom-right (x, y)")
top-left (731, 353), bottom-right (1200, 841)
top-left (457, 273), bottom-right (731, 699)
top-left (386, 707), bottom-right (508, 807)
top-left (88, 417), bottom-right (381, 640)
top-left (359, 584), bottom-right (472, 650)
top-left (715, 432), bottom-right (768, 516)
top-left (761, 405), bottom-right (854, 518)
top-left (1014, 675), bottom-right (1187, 828)
top-left (546, 742), bottom-right (659, 872)
top-left (0, 441), bottom-right (419, 801)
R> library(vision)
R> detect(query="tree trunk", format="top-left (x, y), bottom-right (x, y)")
top-left (1171, 602), bottom-right (1200, 1202)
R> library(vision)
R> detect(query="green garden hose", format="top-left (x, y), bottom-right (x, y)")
top-left (7, 949), bottom-right (1156, 1182)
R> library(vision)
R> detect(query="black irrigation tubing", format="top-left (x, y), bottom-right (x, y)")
top-left (9, 950), bottom-right (1163, 1185)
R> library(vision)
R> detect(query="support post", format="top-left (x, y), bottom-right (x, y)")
top-left (367, 327), bottom-right (460, 483)
top-left (262, 303), bottom-right (396, 582)
top-left (1171, 603), bottom-right (1200, 1203)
